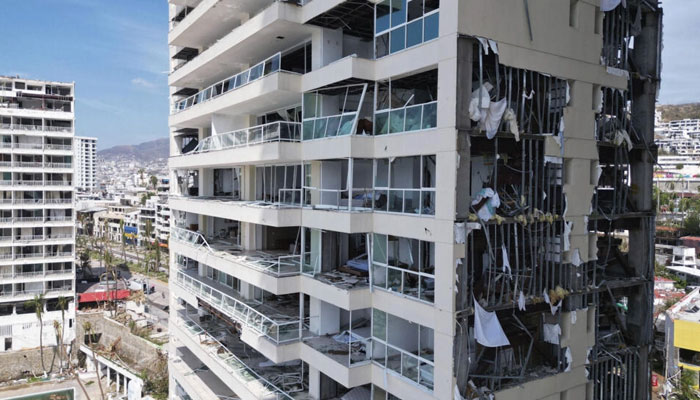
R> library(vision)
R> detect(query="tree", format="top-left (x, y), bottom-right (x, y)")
top-left (83, 321), bottom-right (105, 400)
top-left (145, 219), bottom-right (155, 273)
top-left (56, 296), bottom-right (70, 372)
top-left (26, 294), bottom-right (47, 374)
top-left (103, 250), bottom-right (118, 317)
top-left (119, 219), bottom-right (127, 263)
top-left (684, 212), bottom-right (700, 236)
top-left (138, 168), bottom-right (145, 187)
top-left (675, 368), bottom-right (700, 400)
top-left (150, 175), bottom-right (158, 192)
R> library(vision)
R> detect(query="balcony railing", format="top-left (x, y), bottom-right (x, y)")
top-left (172, 227), bottom-right (300, 277)
top-left (374, 101), bottom-right (438, 136)
top-left (0, 124), bottom-right (72, 133)
top-left (372, 340), bottom-right (435, 391)
top-left (45, 144), bottom-right (72, 151)
top-left (45, 199), bottom-right (72, 204)
top-left (172, 53), bottom-right (284, 114)
top-left (175, 270), bottom-right (301, 344)
top-left (14, 199), bottom-right (43, 204)
top-left (13, 143), bottom-right (43, 150)
top-left (46, 251), bottom-right (73, 257)
top-left (303, 187), bottom-right (373, 211)
top-left (15, 162), bottom-right (44, 168)
top-left (15, 181), bottom-right (44, 186)
top-left (14, 216), bottom-right (44, 222)
top-left (373, 188), bottom-right (436, 216)
top-left (45, 162), bottom-right (72, 169)
top-left (189, 121), bottom-right (301, 154)
top-left (175, 316), bottom-right (295, 400)
top-left (170, 226), bottom-right (212, 251)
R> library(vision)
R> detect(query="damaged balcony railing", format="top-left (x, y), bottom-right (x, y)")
top-left (176, 316), bottom-right (295, 400)
top-left (171, 226), bottom-right (213, 252)
top-left (593, 145), bottom-right (630, 217)
top-left (189, 122), bottom-right (301, 154)
top-left (302, 84), bottom-right (369, 141)
top-left (373, 101), bottom-right (437, 136)
top-left (172, 52), bottom-right (285, 114)
top-left (175, 270), bottom-right (301, 343)
top-left (172, 227), bottom-right (301, 276)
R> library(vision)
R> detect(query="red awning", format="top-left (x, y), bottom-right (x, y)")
top-left (78, 289), bottom-right (131, 303)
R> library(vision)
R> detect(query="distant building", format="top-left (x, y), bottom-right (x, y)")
top-left (74, 136), bottom-right (97, 192)
top-left (0, 75), bottom-right (76, 354)
top-left (665, 288), bottom-right (700, 388)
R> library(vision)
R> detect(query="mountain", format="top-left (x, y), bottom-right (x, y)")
top-left (658, 103), bottom-right (700, 122)
top-left (98, 137), bottom-right (169, 161)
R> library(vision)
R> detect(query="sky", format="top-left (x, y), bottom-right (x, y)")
top-left (658, 0), bottom-right (700, 105)
top-left (0, 1), bottom-right (695, 147)
top-left (0, 0), bottom-right (168, 149)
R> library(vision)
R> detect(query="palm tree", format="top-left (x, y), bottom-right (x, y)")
top-left (144, 219), bottom-right (154, 274)
top-left (26, 294), bottom-right (47, 374)
top-left (83, 321), bottom-right (105, 400)
top-left (150, 175), bottom-right (158, 192)
top-left (138, 168), bottom-right (145, 187)
top-left (53, 320), bottom-right (63, 373)
top-left (56, 296), bottom-right (69, 371)
top-left (119, 219), bottom-right (127, 263)
top-left (103, 250), bottom-right (118, 317)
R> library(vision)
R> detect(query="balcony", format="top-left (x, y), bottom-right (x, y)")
top-left (169, 197), bottom-right (301, 228)
top-left (172, 227), bottom-right (300, 278)
top-left (195, 121), bottom-right (300, 154)
top-left (0, 123), bottom-right (73, 134)
top-left (168, 1), bottom-right (312, 89)
top-left (171, 122), bottom-right (302, 169)
top-left (172, 312), bottom-right (301, 400)
top-left (172, 53), bottom-right (286, 115)
top-left (174, 268), bottom-right (301, 344)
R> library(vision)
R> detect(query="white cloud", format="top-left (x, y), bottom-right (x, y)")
top-left (131, 77), bottom-right (155, 89)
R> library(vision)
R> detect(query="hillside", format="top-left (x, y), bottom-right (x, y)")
top-left (658, 103), bottom-right (700, 122)
top-left (98, 137), bottom-right (169, 161)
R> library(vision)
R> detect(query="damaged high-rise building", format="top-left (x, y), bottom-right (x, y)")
top-left (166, 1), bottom-right (662, 399)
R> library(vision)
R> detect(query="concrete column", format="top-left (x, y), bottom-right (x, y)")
top-left (199, 168), bottom-right (213, 197)
top-left (308, 365), bottom-right (321, 400)
top-left (116, 371), bottom-right (120, 393)
top-left (311, 28), bottom-right (343, 70)
top-left (106, 365), bottom-right (110, 387)
top-left (309, 297), bottom-right (339, 336)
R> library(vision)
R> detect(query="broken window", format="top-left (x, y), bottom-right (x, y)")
top-left (303, 159), bottom-right (373, 210)
top-left (371, 233), bottom-right (435, 302)
top-left (302, 227), bottom-right (369, 280)
top-left (371, 309), bottom-right (435, 390)
top-left (213, 168), bottom-right (241, 199)
top-left (471, 40), bottom-right (568, 137)
top-left (255, 164), bottom-right (302, 205)
top-left (302, 83), bottom-right (372, 140)
top-left (374, 69), bottom-right (438, 135)
top-left (373, 155), bottom-right (435, 215)
top-left (375, 0), bottom-right (440, 58)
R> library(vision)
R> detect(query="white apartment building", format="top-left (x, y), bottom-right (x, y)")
top-left (155, 199), bottom-right (170, 248)
top-left (0, 76), bottom-right (76, 353)
top-left (167, 1), bottom-right (660, 400)
top-left (74, 136), bottom-right (97, 192)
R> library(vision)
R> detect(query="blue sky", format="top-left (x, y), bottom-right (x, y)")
top-left (658, 0), bottom-right (699, 105)
top-left (0, 1), bottom-right (694, 148)
top-left (0, 0), bottom-right (168, 148)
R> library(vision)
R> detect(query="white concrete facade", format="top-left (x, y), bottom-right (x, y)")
top-left (74, 136), bottom-right (97, 192)
top-left (0, 75), bottom-right (76, 353)
top-left (167, 1), bottom-right (659, 400)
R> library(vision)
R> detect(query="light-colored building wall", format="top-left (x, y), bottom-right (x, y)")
top-left (0, 76), bottom-right (76, 354)
top-left (167, 1), bottom-right (660, 399)
top-left (74, 136), bottom-right (97, 191)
